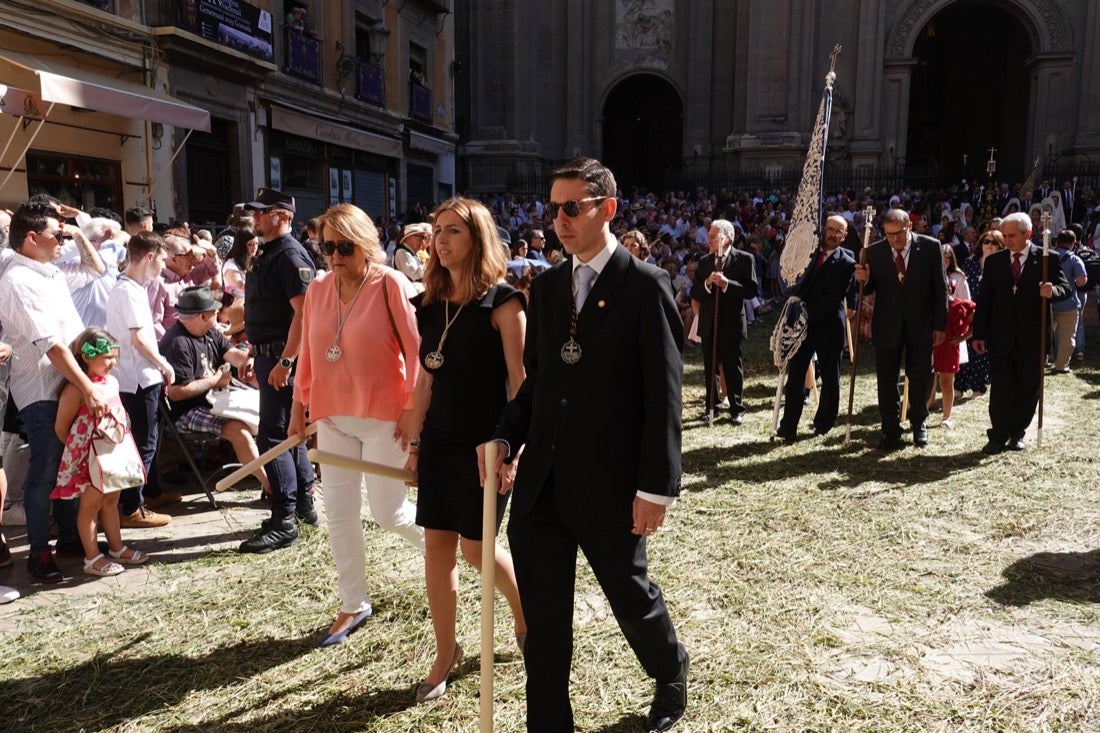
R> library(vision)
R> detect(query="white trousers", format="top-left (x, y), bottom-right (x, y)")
top-left (319, 415), bottom-right (425, 614)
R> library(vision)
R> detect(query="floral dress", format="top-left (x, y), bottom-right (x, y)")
top-left (52, 375), bottom-right (129, 499)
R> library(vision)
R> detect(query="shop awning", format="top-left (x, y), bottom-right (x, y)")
top-left (0, 50), bottom-right (211, 131)
top-left (269, 105), bottom-right (402, 158)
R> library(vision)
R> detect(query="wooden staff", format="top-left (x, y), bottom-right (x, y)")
top-left (844, 206), bottom-right (875, 442)
top-left (214, 423), bottom-right (319, 492)
top-left (899, 376), bottom-right (910, 428)
top-left (479, 442), bottom-right (500, 733)
top-left (707, 237), bottom-right (727, 427)
top-left (1038, 211), bottom-right (1051, 448)
top-left (305, 449), bottom-right (416, 483)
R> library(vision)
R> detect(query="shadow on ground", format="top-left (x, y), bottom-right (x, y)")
top-left (986, 548), bottom-right (1100, 606)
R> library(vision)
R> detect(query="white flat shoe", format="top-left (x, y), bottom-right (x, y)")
top-left (0, 585), bottom-right (19, 604)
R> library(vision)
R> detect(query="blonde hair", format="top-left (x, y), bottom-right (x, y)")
top-left (422, 197), bottom-right (507, 304)
top-left (317, 204), bottom-right (385, 265)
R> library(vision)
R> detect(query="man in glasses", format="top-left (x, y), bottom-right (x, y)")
top-left (0, 201), bottom-right (108, 583)
top-left (240, 188), bottom-right (318, 553)
top-left (483, 158), bottom-right (689, 732)
top-left (853, 207), bottom-right (948, 450)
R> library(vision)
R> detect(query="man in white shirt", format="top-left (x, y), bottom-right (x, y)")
top-left (0, 202), bottom-right (108, 583)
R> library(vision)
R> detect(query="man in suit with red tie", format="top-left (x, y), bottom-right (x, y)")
top-left (854, 208), bottom-right (948, 450)
top-left (776, 215), bottom-right (856, 441)
top-left (482, 158), bottom-right (689, 732)
top-left (972, 212), bottom-right (1070, 454)
top-left (692, 219), bottom-right (759, 423)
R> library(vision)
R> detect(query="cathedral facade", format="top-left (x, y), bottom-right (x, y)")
top-left (455, 0), bottom-right (1100, 194)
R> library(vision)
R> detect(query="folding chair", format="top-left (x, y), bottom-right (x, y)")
top-left (158, 396), bottom-right (240, 509)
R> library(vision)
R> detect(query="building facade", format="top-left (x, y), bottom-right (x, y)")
top-left (0, 0), bottom-right (457, 227)
top-left (456, 0), bottom-right (1100, 196)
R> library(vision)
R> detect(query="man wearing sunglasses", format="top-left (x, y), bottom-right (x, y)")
top-left (0, 202), bottom-right (109, 583)
top-left (240, 188), bottom-right (318, 553)
top-left (483, 158), bottom-right (689, 732)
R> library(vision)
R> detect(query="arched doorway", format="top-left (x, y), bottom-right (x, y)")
top-left (905, 2), bottom-right (1031, 186)
top-left (601, 75), bottom-right (683, 193)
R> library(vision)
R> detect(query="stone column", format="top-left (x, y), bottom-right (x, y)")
top-left (880, 58), bottom-right (916, 167)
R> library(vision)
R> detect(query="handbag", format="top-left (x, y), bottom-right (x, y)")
top-left (89, 414), bottom-right (146, 493)
top-left (207, 379), bottom-right (260, 434)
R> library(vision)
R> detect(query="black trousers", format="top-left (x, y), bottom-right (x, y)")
top-left (987, 348), bottom-right (1042, 443)
top-left (508, 479), bottom-right (685, 733)
top-left (700, 329), bottom-right (745, 416)
top-left (873, 329), bottom-right (933, 436)
top-left (780, 313), bottom-right (846, 435)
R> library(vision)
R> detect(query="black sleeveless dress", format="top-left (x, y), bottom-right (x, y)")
top-left (413, 284), bottom-right (525, 538)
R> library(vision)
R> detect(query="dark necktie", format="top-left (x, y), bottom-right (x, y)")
top-left (894, 250), bottom-right (906, 283)
top-left (1012, 253), bottom-right (1022, 283)
top-left (817, 250), bottom-right (828, 269)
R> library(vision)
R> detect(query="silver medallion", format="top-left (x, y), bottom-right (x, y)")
top-left (425, 351), bottom-right (445, 369)
top-left (325, 344), bottom-right (343, 362)
top-left (561, 339), bottom-right (582, 365)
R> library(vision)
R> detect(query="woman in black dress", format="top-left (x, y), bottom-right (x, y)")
top-left (406, 197), bottom-right (528, 703)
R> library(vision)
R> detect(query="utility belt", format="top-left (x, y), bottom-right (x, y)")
top-left (252, 341), bottom-right (287, 358)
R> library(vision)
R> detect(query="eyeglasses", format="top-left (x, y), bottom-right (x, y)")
top-left (38, 229), bottom-right (65, 240)
top-left (320, 240), bottom-right (357, 256)
top-left (546, 197), bottom-right (605, 219)
top-left (883, 227), bottom-right (909, 237)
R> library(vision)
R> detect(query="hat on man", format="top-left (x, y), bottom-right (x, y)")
top-left (176, 285), bottom-right (220, 315)
top-left (400, 222), bottom-right (432, 243)
top-left (224, 298), bottom-right (246, 335)
top-left (245, 187), bottom-right (295, 214)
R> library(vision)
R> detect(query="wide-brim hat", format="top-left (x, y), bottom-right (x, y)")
top-left (400, 222), bottom-right (432, 243)
top-left (176, 285), bottom-right (220, 314)
top-left (245, 187), bottom-right (295, 214)
top-left (223, 298), bottom-right (245, 335)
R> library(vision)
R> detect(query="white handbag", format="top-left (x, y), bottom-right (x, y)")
top-left (89, 414), bottom-right (146, 493)
top-left (207, 380), bottom-right (260, 435)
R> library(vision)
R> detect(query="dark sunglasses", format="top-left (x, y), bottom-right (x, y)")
top-left (546, 197), bottom-right (605, 219)
top-left (320, 240), bottom-right (357, 256)
top-left (38, 229), bottom-right (65, 240)
top-left (979, 238), bottom-right (997, 245)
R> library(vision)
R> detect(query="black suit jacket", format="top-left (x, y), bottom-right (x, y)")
top-left (494, 245), bottom-right (684, 530)
top-left (862, 233), bottom-right (948, 349)
top-left (692, 247), bottom-right (759, 340)
top-left (972, 244), bottom-right (1071, 360)
top-left (793, 246), bottom-right (855, 324)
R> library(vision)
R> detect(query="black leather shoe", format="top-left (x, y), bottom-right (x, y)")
top-left (981, 440), bottom-right (1005, 455)
top-left (296, 491), bottom-right (319, 526)
top-left (1006, 438), bottom-right (1026, 451)
top-left (731, 413), bottom-right (744, 426)
top-left (647, 653), bottom-right (688, 732)
top-left (877, 435), bottom-right (902, 451)
top-left (774, 428), bottom-right (797, 443)
top-left (28, 550), bottom-right (65, 584)
top-left (913, 425), bottom-right (929, 448)
top-left (239, 514), bottom-right (299, 554)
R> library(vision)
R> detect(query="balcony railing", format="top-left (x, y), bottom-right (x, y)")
top-left (410, 80), bottom-right (432, 123)
top-left (356, 60), bottom-right (385, 107)
top-left (285, 27), bottom-right (323, 85)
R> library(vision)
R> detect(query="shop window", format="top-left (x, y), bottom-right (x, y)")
top-left (26, 152), bottom-right (122, 214)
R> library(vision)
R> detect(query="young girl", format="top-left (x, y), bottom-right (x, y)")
top-left (53, 328), bottom-right (149, 576)
top-left (928, 283), bottom-right (976, 429)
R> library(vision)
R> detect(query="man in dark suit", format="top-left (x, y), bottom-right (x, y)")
top-left (776, 215), bottom-right (856, 441)
top-left (482, 158), bottom-right (688, 732)
top-left (692, 219), bottom-right (759, 423)
top-left (854, 208), bottom-right (948, 450)
top-left (972, 212), bottom-right (1070, 454)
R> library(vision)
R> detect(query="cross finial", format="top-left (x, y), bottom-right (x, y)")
top-left (987, 147), bottom-right (997, 161)
top-left (828, 44), bottom-right (842, 72)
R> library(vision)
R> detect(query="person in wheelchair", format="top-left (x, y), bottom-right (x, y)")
top-left (159, 286), bottom-right (271, 497)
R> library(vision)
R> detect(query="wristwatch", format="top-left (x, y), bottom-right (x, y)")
top-left (278, 356), bottom-right (294, 369)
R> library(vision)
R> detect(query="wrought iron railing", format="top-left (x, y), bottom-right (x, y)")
top-left (285, 27), bottom-right (322, 85)
top-left (410, 80), bottom-right (432, 123)
top-left (356, 60), bottom-right (385, 107)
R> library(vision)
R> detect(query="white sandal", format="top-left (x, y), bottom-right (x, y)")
top-left (84, 554), bottom-right (125, 577)
top-left (108, 545), bottom-right (148, 565)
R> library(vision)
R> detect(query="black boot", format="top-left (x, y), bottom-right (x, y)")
top-left (296, 490), bottom-right (319, 526)
top-left (239, 513), bottom-right (299, 554)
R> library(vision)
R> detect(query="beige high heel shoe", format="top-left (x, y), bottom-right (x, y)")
top-left (415, 643), bottom-right (463, 703)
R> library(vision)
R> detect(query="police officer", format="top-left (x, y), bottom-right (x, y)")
top-left (240, 188), bottom-right (318, 553)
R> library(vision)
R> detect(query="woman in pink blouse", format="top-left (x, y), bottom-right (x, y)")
top-left (289, 203), bottom-right (425, 647)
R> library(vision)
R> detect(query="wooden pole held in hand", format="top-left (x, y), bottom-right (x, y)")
top-left (214, 423), bottom-right (318, 492)
top-left (305, 449), bottom-right (415, 483)
top-left (480, 441), bottom-right (500, 732)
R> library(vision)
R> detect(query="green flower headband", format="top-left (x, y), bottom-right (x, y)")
top-left (80, 338), bottom-right (117, 359)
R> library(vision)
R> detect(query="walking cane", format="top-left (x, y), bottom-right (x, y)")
top-left (900, 376), bottom-right (910, 428)
top-left (707, 238), bottom-right (726, 427)
top-left (1038, 211), bottom-right (1051, 448)
top-left (844, 206), bottom-right (875, 442)
top-left (305, 450), bottom-right (416, 482)
top-left (479, 442), bottom-right (500, 733)
top-left (214, 423), bottom-right (319, 491)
